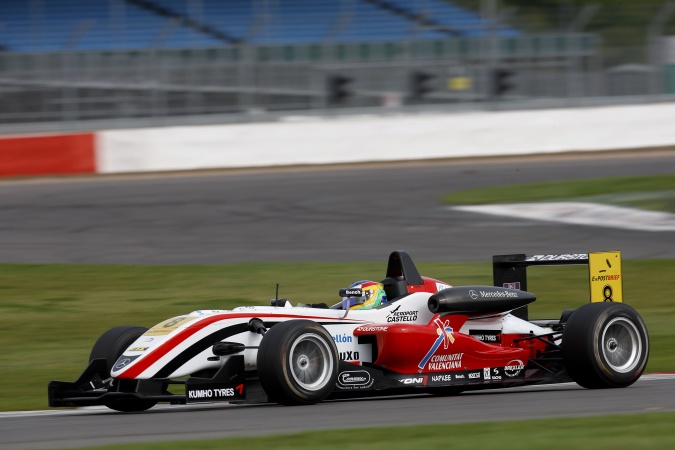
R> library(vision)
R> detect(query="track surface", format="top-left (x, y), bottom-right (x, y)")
top-left (1, 151), bottom-right (674, 448)
top-left (2, 376), bottom-right (674, 449)
top-left (1, 151), bottom-right (674, 264)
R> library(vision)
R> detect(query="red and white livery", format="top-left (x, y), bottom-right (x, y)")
top-left (49, 250), bottom-right (649, 411)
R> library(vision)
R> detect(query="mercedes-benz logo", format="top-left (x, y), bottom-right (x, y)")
top-left (469, 290), bottom-right (478, 299)
top-left (114, 358), bottom-right (131, 370)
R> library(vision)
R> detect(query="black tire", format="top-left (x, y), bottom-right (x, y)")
top-left (90, 326), bottom-right (157, 412)
top-left (257, 320), bottom-right (339, 405)
top-left (562, 303), bottom-right (649, 389)
top-left (90, 326), bottom-right (148, 372)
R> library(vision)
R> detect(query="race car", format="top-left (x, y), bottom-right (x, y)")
top-left (49, 250), bottom-right (649, 411)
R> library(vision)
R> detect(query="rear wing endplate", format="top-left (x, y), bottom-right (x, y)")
top-left (492, 251), bottom-right (623, 320)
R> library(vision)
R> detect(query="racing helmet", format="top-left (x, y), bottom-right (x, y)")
top-left (342, 280), bottom-right (388, 310)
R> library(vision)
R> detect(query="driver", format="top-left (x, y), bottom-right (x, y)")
top-left (342, 280), bottom-right (388, 310)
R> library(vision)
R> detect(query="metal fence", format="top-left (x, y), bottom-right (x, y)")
top-left (1, 0), bottom-right (675, 132)
top-left (0, 33), bottom-right (605, 125)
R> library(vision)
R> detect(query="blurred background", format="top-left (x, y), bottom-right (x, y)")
top-left (2, 0), bottom-right (675, 133)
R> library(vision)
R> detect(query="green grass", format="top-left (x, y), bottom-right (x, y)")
top-left (61, 412), bottom-right (675, 450)
top-left (1, 260), bottom-right (674, 412)
top-left (443, 174), bottom-right (675, 212)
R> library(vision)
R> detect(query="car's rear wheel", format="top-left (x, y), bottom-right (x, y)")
top-left (90, 326), bottom-right (157, 412)
top-left (562, 303), bottom-right (649, 389)
top-left (257, 320), bottom-right (339, 405)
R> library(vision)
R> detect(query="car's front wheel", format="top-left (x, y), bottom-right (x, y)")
top-left (562, 303), bottom-right (649, 389)
top-left (257, 320), bottom-right (339, 405)
top-left (90, 326), bottom-right (157, 412)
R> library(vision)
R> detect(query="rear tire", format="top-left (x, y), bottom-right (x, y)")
top-left (562, 303), bottom-right (649, 389)
top-left (90, 326), bottom-right (157, 412)
top-left (257, 320), bottom-right (339, 405)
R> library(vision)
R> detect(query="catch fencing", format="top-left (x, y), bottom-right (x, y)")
top-left (1, 0), bottom-right (675, 131)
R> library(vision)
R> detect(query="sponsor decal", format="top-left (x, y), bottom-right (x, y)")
top-left (418, 318), bottom-right (456, 370)
top-left (469, 290), bottom-right (478, 299)
top-left (337, 370), bottom-right (374, 389)
top-left (483, 368), bottom-right (491, 380)
top-left (478, 290), bottom-right (518, 299)
top-left (526, 254), bottom-right (587, 262)
top-left (114, 358), bottom-right (131, 370)
top-left (468, 371), bottom-right (481, 379)
top-left (344, 288), bottom-right (362, 296)
top-left (505, 360), bottom-right (525, 377)
top-left (332, 333), bottom-right (353, 343)
top-left (469, 330), bottom-right (502, 344)
top-left (112, 354), bottom-right (140, 371)
top-left (502, 282), bottom-right (521, 290)
top-left (188, 388), bottom-right (235, 399)
top-left (425, 353), bottom-right (463, 371)
top-left (129, 346), bottom-right (149, 352)
top-left (429, 372), bottom-right (470, 383)
top-left (431, 374), bottom-right (453, 383)
top-left (339, 351), bottom-right (360, 361)
top-left (386, 305), bottom-right (418, 323)
top-left (399, 376), bottom-right (427, 386)
top-left (355, 326), bottom-right (389, 332)
top-left (144, 316), bottom-right (197, 336)
top-left (338, 371), bottom-right (371, 386)
top-left (186, 384), bottom-right (244, 402)
top-left (591, 274), bottom-right (621, 282)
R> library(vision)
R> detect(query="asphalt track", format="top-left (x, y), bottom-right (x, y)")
top-left (2, 151), bottom-right (675, 448)
top-left (1, 150), bottom-right (674, 264)
top-left (2, 375), bottom-right (674, 449)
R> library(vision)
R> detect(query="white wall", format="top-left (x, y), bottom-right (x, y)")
top-left (96, 103), bottom-right (675, 173)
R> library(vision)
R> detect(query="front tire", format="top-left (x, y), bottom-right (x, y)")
top-left (90, 326), bottom-right (157, 412)
top-left (562, 303), bottom-right (649, 389)
top-left (257, 320), bottom-right (339, 405)
top-left (90, 326), bottom-right (148, 373)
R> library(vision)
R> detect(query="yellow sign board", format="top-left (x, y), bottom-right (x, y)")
top-left (588, 251), bottom-right (623, 303)
top-left (448, 77), bottom-right (472, 91)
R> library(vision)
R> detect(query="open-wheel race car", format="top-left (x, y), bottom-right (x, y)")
top-left (49, 250), bottom-right (649, 411)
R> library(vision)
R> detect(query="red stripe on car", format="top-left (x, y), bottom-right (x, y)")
top-left (118, 313), bottom-right (364, 378)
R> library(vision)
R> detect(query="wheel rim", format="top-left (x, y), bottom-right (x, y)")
top-left (601, 317), bottom-right (642, 373)
top-left (289, 333), bottom-right (333, 391)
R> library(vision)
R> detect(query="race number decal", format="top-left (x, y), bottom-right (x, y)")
top-left (144, 316), bottom-right (197, 336)
top-left (588, 251), bottom-right (623, 303)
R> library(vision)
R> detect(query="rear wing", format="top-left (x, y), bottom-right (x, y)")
top-left (492, 251), bottom-right (623, 320)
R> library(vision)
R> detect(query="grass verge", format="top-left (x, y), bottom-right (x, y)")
top-left (61, 412), bottom-right (675, 450)
top-left (1, 260), bottom-right (674, 411)
top-left (443, 174), bottom-right (675, 212)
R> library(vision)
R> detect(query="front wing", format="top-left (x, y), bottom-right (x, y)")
top-left (48, 356), bottom-right (248, 408)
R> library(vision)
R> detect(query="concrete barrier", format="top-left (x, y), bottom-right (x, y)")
top-left (0, 133), bottom-right (95, 177)
top-left (2, 103), bottom-right (675, 177)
